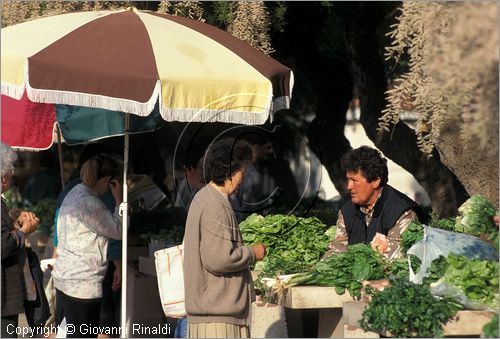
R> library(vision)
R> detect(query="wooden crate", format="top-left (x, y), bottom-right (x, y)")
top-left (280, 286), bottom-right (355, 338)
top-left (342, 300), bottom-right (497, 338)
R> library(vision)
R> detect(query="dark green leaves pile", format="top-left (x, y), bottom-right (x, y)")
top-left (482, 314), bottom-right (499, 338)
top-left (386, 255), bottom-right (421, 280)
top-left (454, 194), bottom-right (499, 250)
top-left (401, 221), bottom-right (424, 253)
top-left (429, 214), bottom-right (456, 232)
top-left (360, 277), bottom-right (461, 338)
top-left (240, 214), bottom-right (330, 275)
top-left (439, 253), bottom-right (499, 308)
top-left (286, 244), bottom-right (386, 298)
top-left (421, 255), bottom-right (449, 286)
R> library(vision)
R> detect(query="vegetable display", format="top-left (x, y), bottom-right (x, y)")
top-left (360, 277), bottom-right (462, 338)
top-left (482, 314), bottom-right (499, 338)
top-left (240, 213), bottom-right (332, 275)
top-left (454, 194), bottom-right (499, 249)
top-left (437, 253), bottom-right (499, 308)
top-left (400, 221), bottom-right (424, 253)
top-left (285, 244), bottom-right (387, 298)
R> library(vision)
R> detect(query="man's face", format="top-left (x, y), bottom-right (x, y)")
top-left (253, 142), bottom-right (273, 161)
top-left (346, 170), bottom-right (381, 206)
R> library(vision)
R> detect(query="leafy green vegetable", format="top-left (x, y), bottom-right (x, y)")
top-left (401, 221), bottom-right (424, 253)
top-left (421, 255), bottom-right (449, 286)
top-left (482, 314), bottom-right (499, 338)
top-left (429, 214), bottom-right (456, 232)
top-left (439, 253), bottom-right (499, 308)
top-left (130, 206), bottom-right (187, 246)
top-left (285, 244), bottom-right (386, 298)
top-left (240, 213), bottom-right (330, 275)
top-left (386, 255), bottom-right (422, 280)
top-left (455, 195), bottom-right (498, 249)
top-left (325, 225), bottom-right (336, 242)
top-left (25, 198), bottom-right (57, 236)
top-left (360, 277), bottom-right (461, 337)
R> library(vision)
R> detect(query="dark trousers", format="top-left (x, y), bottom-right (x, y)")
top-left (56, 289), bottom-right (101, 338)
top-left (1, 314), bottom-right (19, 338)
top-left (100, 262), bottom-right (121, 335)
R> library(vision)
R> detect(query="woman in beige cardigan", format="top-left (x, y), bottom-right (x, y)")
top-left (183, 137), bottom-right (266, 338)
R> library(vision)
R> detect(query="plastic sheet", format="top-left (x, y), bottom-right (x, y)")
top-left (407, 225), bottom-right (498, 284)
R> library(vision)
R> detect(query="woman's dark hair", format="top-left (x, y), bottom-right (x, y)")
top-left (341, 146), bottom-right (388, 185)
top-left (80, 153), bottom-right (123, 187)
top-left (203, 137), bottom-right (252, 186)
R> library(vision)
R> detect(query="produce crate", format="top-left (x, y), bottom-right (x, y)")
top-left (280, 286), bottom-right (354, 338)
top-left (342, 301), bottom-right (497, 338)
top-left (283, 286), bottom-right (354, 309)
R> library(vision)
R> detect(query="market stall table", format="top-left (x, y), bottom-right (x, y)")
top-left (342, 300), bottom-right (497, 338)
top-left (281, 286), bottom-right (355, 338)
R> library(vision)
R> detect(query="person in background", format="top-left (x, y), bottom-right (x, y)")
top-left (325, 146), bottom-right (428, 259)
top-left (51, 144), bottom-right (123, 338)
top-left (22, 150), bottom-right (61, 206)
top-left (175, 144), bottom-right (207, 211)
top-left (230, 133), bottom-right (299, 222)
top-left (183, 137), bottom-right (266, 338)
top-left (1, 142), bottom-right (40, 338)
top-left (52, 153), bottom-right (123, 338)
top-left (172, 145), bottom-right (207, 338)
top-left (229, 134), bottom-right (274, 222)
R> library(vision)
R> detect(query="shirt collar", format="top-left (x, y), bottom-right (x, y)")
top-left (360, 187), bottom-right (383, 216)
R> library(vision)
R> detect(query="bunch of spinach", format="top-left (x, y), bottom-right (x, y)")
top-left (439, 253), bottom-right (499, 308)
top-left (401, 221), bottom-right (424, 253)
top-left (240, 213), bottom-right (331, 275)
top-left (285, 244), bottom-right (387, 298)
top-left (385, 255), bottom-right (421, 280)
top-left (360, 277), bottom-right (461, 337)
top-left (422, 255), bottom-right (449, 286)
top-left (482, 314), bottom-right (499, 338)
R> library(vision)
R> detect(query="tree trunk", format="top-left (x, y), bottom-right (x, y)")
top-left (344, 2), bottom-right (469, 217)
top-left (436, 127), bottom-right (499, 205)
top-left (272, 3), bottom-right (354, 198)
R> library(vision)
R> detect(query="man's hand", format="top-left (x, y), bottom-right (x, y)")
top-left (16, 211), bottom-right (39, 235)
top-left (109, 179), bottom-right (123, 206)
top-left (251, 244), bottom-right (266, 261)
top-left (370, 232), bottom-right (388, 254)
top-left (112, 260), bottom-right (122, 291)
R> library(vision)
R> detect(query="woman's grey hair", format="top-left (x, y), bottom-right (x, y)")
top-left (0, 142), bottom-right (18, 177)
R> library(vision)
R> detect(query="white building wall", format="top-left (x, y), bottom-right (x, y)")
top-left (316, 121), bottom-right (431, 206)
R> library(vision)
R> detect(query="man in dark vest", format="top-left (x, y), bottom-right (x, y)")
top-left (325, 146), bottom-right (428, 259)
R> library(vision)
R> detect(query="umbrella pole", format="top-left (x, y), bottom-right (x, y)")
top-left (120, 113), bottom-right (130, 338)
top-left (55, 125), bottom-right (65, 189)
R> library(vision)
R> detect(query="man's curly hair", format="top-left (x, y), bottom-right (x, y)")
top-left (341, 146), bottom-right (388, 185)
top-left (203, 137), bottom-right (252, 186)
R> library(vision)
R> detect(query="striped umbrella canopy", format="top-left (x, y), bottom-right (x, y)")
top-left (1, 7), bottom-right (294, 337)
top-left (1, 7), bottom-right (293, 150)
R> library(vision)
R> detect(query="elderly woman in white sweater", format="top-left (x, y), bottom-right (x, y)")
top-left (52, 153), bottom-right (123, 338)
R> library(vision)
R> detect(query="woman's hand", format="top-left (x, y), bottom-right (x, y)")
top-left (251, 243), bottom-right (266, 261)
top-left (112, 260), bottom-right (122, 291)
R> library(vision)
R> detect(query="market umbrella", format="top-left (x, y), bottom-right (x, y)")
top-left (1, 7), bottom-right (293, 337)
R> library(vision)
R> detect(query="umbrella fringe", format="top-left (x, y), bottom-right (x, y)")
top-left (161, 106), bottom-right (271, 125)
top-left (272, 96), bottom-right (291, 113)
top-left (24, 80), bottom-right (161, 117)
top-left (1, 82), bottom-right (25, 100)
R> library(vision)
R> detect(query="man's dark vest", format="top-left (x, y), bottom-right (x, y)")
top-left (341, 185), bottom-right (428, 245)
